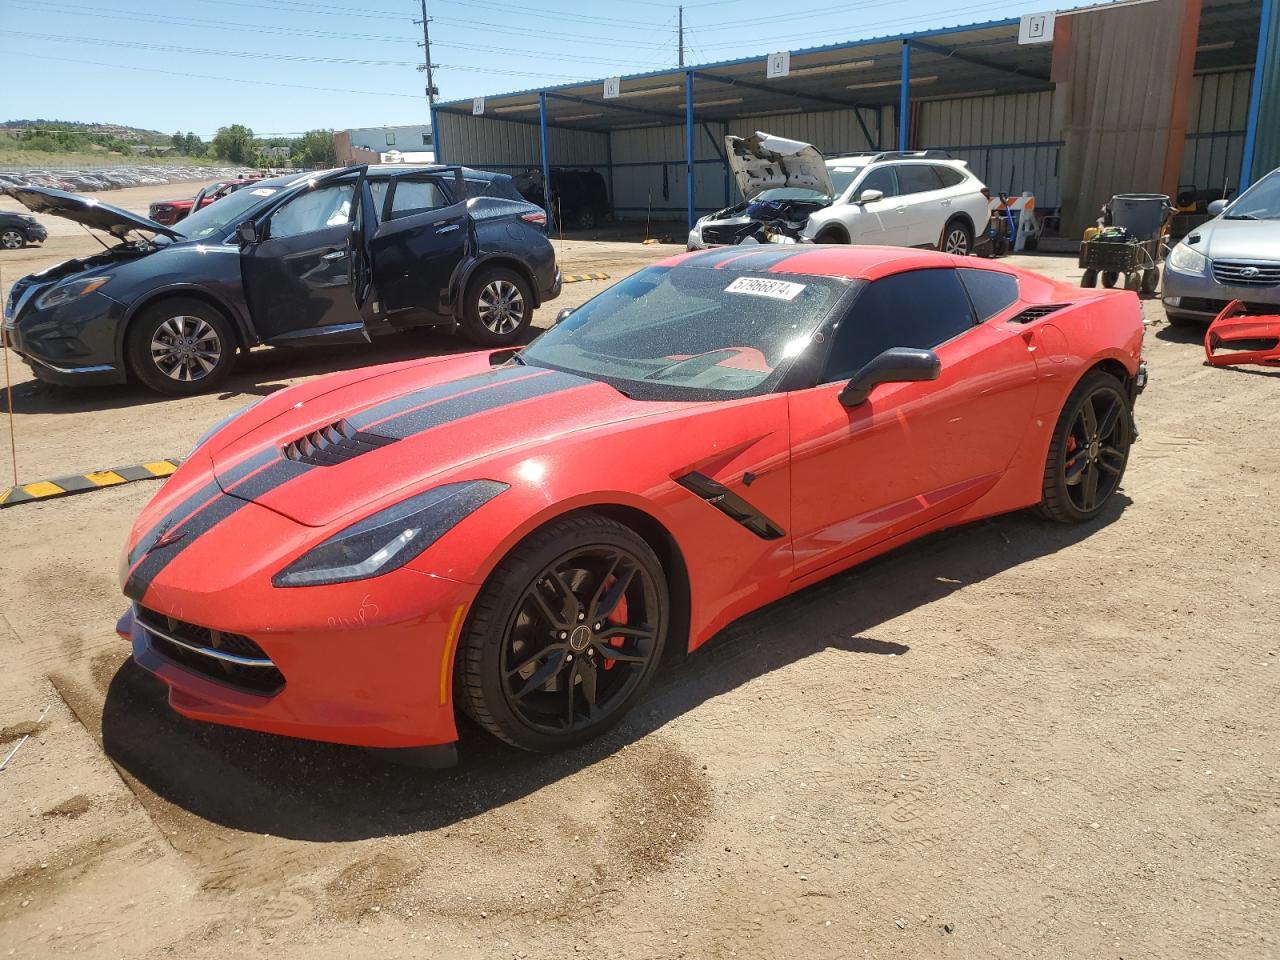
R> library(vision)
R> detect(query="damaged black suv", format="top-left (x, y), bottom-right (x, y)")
top-left (4, 164), bottom-right (560, 395)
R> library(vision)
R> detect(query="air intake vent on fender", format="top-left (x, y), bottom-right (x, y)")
top-left (282, 419), bottom-right (397, 466)
top-left (1009, 304), bottom-right (1069, 324)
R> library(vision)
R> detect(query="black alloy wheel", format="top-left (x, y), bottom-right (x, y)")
top-left (456, 514), bottom-right (668, 752)
top-left (1040, 371), bottom-right (1133, 523)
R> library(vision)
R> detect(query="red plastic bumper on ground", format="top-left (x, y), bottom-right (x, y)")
top-left (1204, 300), bottom-right (1280, 368)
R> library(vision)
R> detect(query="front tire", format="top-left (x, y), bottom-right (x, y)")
top-left (1039, 371), bottom-right (1133, 523)
top-left (125, 298), bottom-right (235, 396)
top-left (460, 266), bottom-right (533, 347)
top-left (456, 513), bottom-right (669, 752)
top-left (0, 228), bottom-right (26, 250)
top-left (941, 218), bottom-right (973, 256)
top-left (814, 227), bottom-right (849, 244)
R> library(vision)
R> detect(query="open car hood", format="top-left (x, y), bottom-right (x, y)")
top-left (725, 132), bottom-right (834, 201)
top-left (7, 186), bottom-right (182, 240)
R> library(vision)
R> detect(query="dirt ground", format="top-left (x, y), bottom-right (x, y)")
top-left (1, 183), bottom-right (1277, 960)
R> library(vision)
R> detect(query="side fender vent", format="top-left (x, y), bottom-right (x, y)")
top-left (675, 471), bottom-right (785, 541)
top-left (282, 419), bottom-right (397, 466)
top-left (1009, 304), bottom-right (1069, 324)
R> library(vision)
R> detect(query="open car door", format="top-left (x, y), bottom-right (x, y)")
top-left (353, 167), bottom-right (472, 329)
top-left (240, 165), bottom-right (369, 346)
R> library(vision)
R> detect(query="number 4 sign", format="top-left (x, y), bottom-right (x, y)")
top-left (766, 51), bottom-right (790, 79)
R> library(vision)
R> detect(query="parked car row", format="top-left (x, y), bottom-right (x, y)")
top-left (0, 165), bottom-right (253, 194)
top-left (4, 164), bottom-right (560, 394)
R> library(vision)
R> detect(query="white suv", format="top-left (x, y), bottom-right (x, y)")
top-left (689, 133), bottom-right (991, 256)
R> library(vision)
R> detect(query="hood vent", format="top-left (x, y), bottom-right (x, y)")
top-left (1009, 304), bottom-right (1069, 324)
top-left (282, 419), bottom-right (397, 467)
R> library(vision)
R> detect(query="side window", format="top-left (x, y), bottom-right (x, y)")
top-left (958, 268), bottom-right (1020, 322)
top-left (388, 178), bottom-right (450, 219)
top-left (822, 270), bottom-right (976, 382)
top-left (269, 184), bottom-right (353, 239)
top-left (856, 166), bottom-right (898, 199)
top-left (933, 164), bottom-right (966, 188)
top-left (368, 181), bottom-right (390, 220)
top-left (896, 164), bottom-right (944, 195)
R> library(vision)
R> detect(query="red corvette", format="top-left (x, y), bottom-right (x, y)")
top-left (116, 246), bottom-right (1146, 762)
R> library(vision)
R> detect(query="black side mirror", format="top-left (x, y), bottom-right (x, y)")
top-left (554, 306), bottom-right (574, 324)
top-left (839, 347), bottom-right (941, 407)
top-left (236, 220), bottom-right (259, 245)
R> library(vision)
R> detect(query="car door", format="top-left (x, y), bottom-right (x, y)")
top-left (361, 170), bottom-right (471, 327)
top-left (845, 165), bottom-right (910, 245)
top-left (787, 267), bottom-right (1040, 579)
top-left (894, 163), bottom-right (950, 247)
top-left (240, 168), bottom-right (366, 343)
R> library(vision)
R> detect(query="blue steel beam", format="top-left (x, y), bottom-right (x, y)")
top-left (539, 92), bottom-right (554, 229)
top-left (898, 40), bottom-right (911, 152)
top-left (431, 105), bottom-right (442, 163)
top-left (1241, 0), bottom-right (1275, 188)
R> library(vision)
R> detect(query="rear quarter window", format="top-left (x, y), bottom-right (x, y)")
top-left (933, 165), bottom-right (966, 188)
top-left (958, 268), bottom-right (1020, 321)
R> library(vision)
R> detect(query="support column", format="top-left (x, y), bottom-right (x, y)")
top-left (898, 41), bottom-right (911, 152)
top-left (686, 70), bottom-right (696, 230)
top-left (1241, 0), bottom-right (1277, 188)
top-left (539, 91), bottom-right (553, 229)
top-left (430, 107), bottom-right (441, 163)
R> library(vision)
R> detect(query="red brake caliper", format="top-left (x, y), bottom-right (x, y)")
top-left (602, 582), bottom-right (627, 671)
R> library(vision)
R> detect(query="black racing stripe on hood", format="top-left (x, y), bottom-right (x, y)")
top-left (347, 365), bottom-right (535, 432)
top-left (222, 457), bottom-right (314, 502)
top-left (366, 370), bottom-right (588, 440)
top-left (124, 493), bottom-right (252, 601)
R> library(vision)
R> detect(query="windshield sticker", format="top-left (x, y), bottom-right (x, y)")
top-left (724, 277), bottom-right (806, 301)
top-left (249, 188), bottom-right (277, 197)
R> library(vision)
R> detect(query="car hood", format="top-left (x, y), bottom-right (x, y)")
top-left (203, 353), bottom-right (690, 528)
top-left (8, 186), bottom-right (182, 239)
top-left (1191, 216), bottom-right (1280, 261)
top-left (725, 132), bottom-right (834, 201)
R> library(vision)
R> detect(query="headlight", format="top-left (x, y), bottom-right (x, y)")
top-left (1167, 242), bottom-right (1207, 275)
top-left (35, 276), bottom-right (110, 310)
top-left (272, 479), bottom-right (508, 588)
top-left (187, 397), bottom-right (264, 457)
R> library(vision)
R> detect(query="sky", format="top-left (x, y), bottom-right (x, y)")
top-left (0, 0), bottom-right (1070, 136)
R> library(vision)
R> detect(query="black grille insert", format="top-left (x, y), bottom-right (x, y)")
top-left (282, 419), bottom-right (397, 467)
top-left (136, 606), bottom-right (285, 695)
top-left (1009, 304), bottom-right (1069, 324)
top-left (676, 471), bottom-right (785, 540)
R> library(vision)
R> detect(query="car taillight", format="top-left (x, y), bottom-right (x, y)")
top-left (521, 211), bottom-right (547, 227)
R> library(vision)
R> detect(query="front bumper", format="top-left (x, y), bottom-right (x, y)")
top-left (5, 291), bottom-right (128, 385)
top-left (1161, 263), bottom-right (1280, 320)
top-left (25, 224), bottom-right (47, 243)
top-left (116, 556), bottom-right (479, 749)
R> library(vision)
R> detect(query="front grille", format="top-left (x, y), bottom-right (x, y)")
top-left (1212, 260), bottom-right (1280, 287)
top-left (701, 222), bottom-right (758, 245)
top-left (1009, 304), bottom-right (1068, 324)
top-left (282, 418), bottom-right (396, 466)
top-left (136, 605), bottom-right (284, 695)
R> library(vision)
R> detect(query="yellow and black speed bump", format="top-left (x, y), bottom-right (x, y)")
top-left (562, 272), bottom-right (611, 283)
top-left (0, 459), bottom-right (181, 508)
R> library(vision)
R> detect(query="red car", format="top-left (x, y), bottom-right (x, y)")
top-left (148, 176), bottom-right (265, 225)
top-left (116, 246), bottom-right (1145, 763)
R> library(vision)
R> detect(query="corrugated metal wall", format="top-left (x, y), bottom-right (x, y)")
top-left (730, 106), bottom-right (890, 154)
top-left (1249, 0), bottom-right (1280, 184)
top-left (435, 110), bottom-right (608, 170)
top-left (918, 91), bottom-right (1062, 206)
top-left (1181, 70), bottom-right (1252, 195)
top-left (609, 123), bottom-right (728, 217)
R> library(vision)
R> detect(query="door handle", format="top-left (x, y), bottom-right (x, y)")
top-left (321, 250), bottom-right (347, 262)
top-left (436, 224), bottom-right (460, 234)
top-left (894, 206), bottom-right (907, 213)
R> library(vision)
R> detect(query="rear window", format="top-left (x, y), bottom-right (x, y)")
top-left (958, 268), bottom-right (1019, 321)
top-left (465, 176), bottom-right (523, 201)
top-left (390, 179), bottom-right (449, 218)
top-left (896, 164), bottom-right (944, 194)
top-left (933, 164), bottom-right (966, 187)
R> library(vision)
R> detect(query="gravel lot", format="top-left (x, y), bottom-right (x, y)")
top-left (1, 182), bottom-right (1277, 960)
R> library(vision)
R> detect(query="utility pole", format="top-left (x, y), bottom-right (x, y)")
top-left (415, 0), bottom-right (437, 114)
top-left (678, 5), bottom-right (684, 67)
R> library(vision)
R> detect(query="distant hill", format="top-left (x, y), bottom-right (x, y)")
top-left (1, 120), bottom-right (171, 146)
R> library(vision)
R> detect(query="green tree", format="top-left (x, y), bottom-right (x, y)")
top-left (211, 124), bottom-right (255, 164)
top-left (296, 129), bottom-right (336, 168)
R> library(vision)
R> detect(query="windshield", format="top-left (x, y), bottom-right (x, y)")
top-left (827, 165), bottom-right (866, 198)
top-left (521, 265), bottom-right (848, 400)
top-left (1224, 171), bottom-right (1280, 220)
top-left (176, 184), bottom-right (281, 240)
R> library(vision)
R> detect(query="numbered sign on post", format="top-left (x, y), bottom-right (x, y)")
top-left (472, 97), bottom-right (485, 116)
top-left (766, 51), bottom-right (791, 79)
top-left (603, 77), bottom-right (621, 100)
top-left (1018, 12), bottom-right (1055, 44)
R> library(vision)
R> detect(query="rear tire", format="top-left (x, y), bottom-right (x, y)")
top-left (940, 218), bottom-right (973, 256)
top-left (1039, 371), bottom-right (1132, 524)
top-left (1141, 267), bottom-right (1160, 296)
top-left (456, 513), bottom-right (669, 752)
top-left (460, 266), bottom-right (533, 347)
top-left (125, 298), bottom-right (235, 396)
